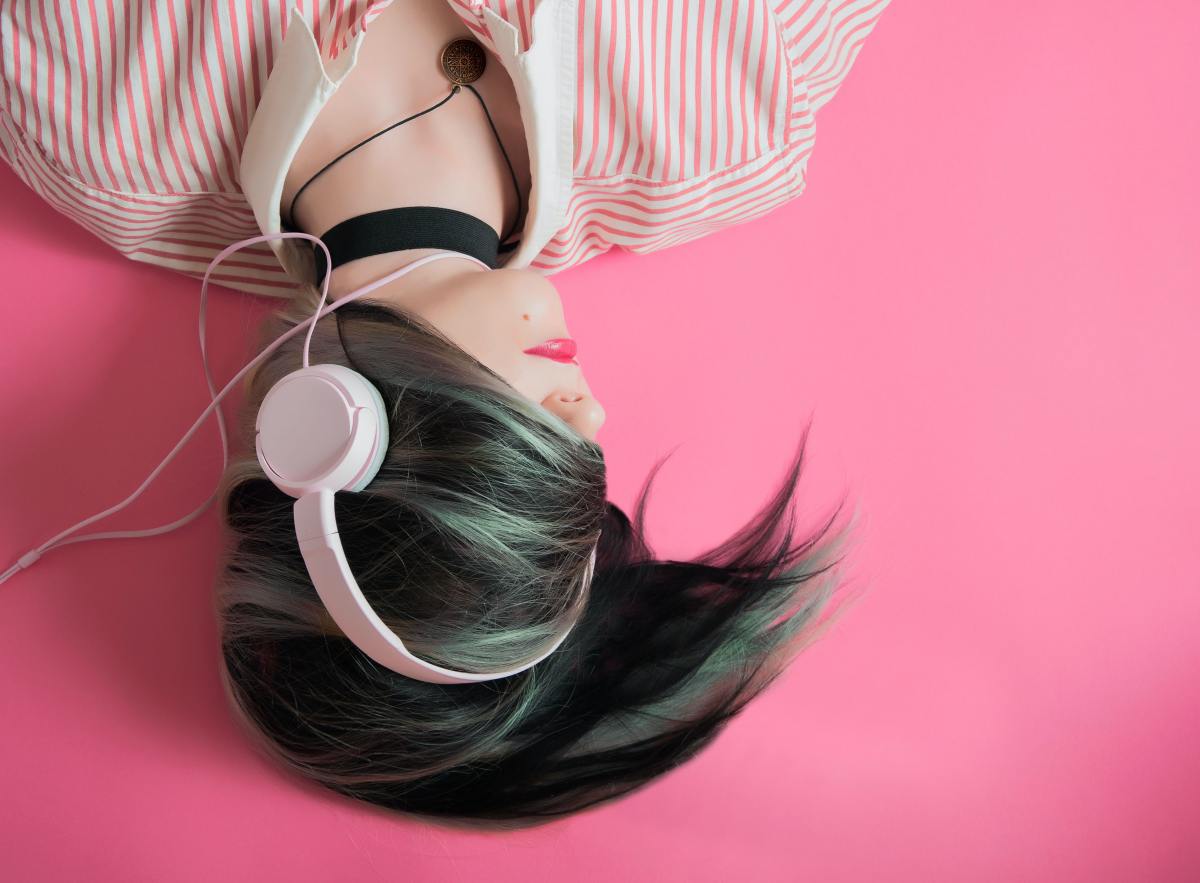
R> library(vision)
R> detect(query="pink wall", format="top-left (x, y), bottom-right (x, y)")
top-left (2, 1), bottom-right (1197, 880)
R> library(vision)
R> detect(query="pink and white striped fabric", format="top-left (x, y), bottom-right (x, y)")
top-left (0, 0), bottom-right (890, 297)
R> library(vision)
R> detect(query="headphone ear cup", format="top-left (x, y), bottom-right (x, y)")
top-left (255, 364), bottom-right (389, 498)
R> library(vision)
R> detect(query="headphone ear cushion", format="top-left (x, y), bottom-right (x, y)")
top-left (348, 373), bottom-right (389, 492)
top-left (255, 364), bottom-right (389, 498)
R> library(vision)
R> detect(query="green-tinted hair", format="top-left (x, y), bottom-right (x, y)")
top-left (215, 275), bottom-right (857, 830)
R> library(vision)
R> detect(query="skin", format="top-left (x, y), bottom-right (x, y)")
top-left (279, 0), bottom-right (606, 442)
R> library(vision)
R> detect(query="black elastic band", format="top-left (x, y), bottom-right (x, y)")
top-left (313, 206), bottom-right (504, 281)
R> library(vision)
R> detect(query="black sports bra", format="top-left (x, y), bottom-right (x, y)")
top-left (283, 82), bottom-right (523, 282)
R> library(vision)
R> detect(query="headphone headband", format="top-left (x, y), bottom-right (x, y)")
top-left (250, 247), bottom-right (593, 684)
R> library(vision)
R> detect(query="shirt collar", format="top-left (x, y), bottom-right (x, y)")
top-left (239, 1), bottom-right (575, 277)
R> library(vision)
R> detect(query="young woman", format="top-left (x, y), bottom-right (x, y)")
top-left (1, 0), bottom-right (889, 827)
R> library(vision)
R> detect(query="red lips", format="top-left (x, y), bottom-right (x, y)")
top-left (523, 338), bottom-right (578, 364)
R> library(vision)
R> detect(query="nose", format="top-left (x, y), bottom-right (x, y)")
top-left (543, 389), bottom-right (606, 441)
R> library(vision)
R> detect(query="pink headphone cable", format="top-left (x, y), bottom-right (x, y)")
top-left (0, 234), bottom-right (486, 586)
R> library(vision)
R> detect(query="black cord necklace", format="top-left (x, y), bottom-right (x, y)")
top-left (286, 38), bottom-right (525, 275)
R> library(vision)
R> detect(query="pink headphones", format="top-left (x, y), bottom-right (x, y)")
top-left (1, 232), bottom-right (597, 685)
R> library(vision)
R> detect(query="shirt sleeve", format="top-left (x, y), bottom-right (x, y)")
top-left (774, 0), bottom-right (891, 119)
top-left (0, 1), bottom-right (299, 297)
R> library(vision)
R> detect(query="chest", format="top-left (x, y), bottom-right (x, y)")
top-left (280, 0), bottom-right (531, 232)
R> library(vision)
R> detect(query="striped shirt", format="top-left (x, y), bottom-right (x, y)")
top-left (0, 0), bottom-right (890, 298)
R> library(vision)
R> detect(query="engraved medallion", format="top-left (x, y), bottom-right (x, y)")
top-left (440, 38), bottom-right (487, 85)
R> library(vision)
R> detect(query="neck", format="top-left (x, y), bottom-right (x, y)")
top-left (324, 248), bottom-right (489, 311)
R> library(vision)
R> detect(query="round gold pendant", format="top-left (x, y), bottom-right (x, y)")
top-left (440, 38), bottom-right (487, 85)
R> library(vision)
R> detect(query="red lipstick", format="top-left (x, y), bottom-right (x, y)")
top-left (523, 338), bottom-right (578, 364)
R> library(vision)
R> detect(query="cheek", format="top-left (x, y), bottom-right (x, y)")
top-left (414, 297), bottom-right (543, 401)
top-left (447, 323), bottom-right (539, 399)
top-left (413, 304), bottom-right (489, 361)
top-left (495, 352), bottom-right (544, 403)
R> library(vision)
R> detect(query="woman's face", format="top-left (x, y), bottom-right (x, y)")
top-left (404, 267), bottom-right (607, 442)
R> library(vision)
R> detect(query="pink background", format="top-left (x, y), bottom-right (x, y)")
top-left (2, 2), bottom-right (1198, 880)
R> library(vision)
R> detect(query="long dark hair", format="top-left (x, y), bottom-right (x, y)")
top-left (214, 283), bottom-right (857, 830)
